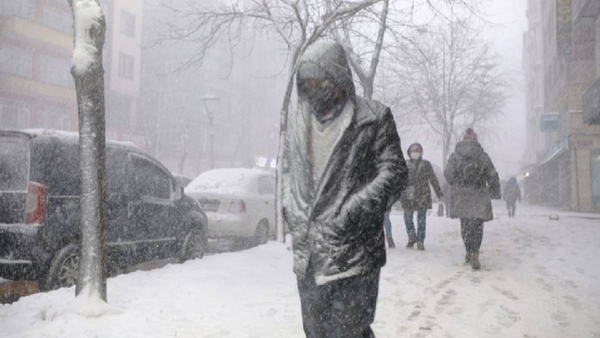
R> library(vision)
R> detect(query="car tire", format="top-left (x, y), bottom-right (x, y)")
top-left (254, 221), bottom-right (269, 246)
top-left (41, 244), bottom-right (80, 291)
top-left (179, 227), bottom-right (206, 263)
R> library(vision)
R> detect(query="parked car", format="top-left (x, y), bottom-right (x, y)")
top-left (0, 129), bottom-right (207, 291)
top-left (172, 173), bottom-right (192, 188)
top-left (185, 168), bottom-right (276, 246)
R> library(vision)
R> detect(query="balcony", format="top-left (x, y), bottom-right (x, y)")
top-left (583, 77), bottom-right (600, 125)
top-left (574, 0), bottom-right (600, 24)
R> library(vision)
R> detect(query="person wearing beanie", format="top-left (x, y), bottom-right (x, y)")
top-left (282, 41), bottom-right (408, 338)
top-left (444, 128), bottom-right (501, 270)
top-left (400, 143), bottom-right (443, 250)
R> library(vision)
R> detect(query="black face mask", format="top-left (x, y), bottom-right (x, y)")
top-left (301, 84), bottom-right (346, 123)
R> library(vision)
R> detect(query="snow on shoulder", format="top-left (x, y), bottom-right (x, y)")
top-left (186, 168), bottom-right (270, 194)
top-left (72, 0), bottom-right (104, 75)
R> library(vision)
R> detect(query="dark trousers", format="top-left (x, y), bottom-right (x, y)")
top-left (460, 218), bottom-right (484, 253)
top-left (506, 201), bottom-right (517, 217)
top-left (404, 209), bottom-right (427, 242)
top-left (297, 269), bottom-right (380, 338)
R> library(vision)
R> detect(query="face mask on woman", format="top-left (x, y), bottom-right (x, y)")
top-left (410, 152), bottom-right (422, 160)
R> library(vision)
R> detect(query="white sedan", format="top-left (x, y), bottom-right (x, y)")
top-left (185, 168), bottom-right (276, 245)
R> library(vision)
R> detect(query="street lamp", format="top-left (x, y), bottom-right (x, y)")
top-left (200, 96), bottom-right (220, 169)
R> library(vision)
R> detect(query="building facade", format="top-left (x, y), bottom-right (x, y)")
top-left (523, 0), bottom-right (600, 212)
top-left (0, 0), bottom-right (145, 146)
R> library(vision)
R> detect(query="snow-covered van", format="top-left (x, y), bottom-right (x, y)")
top-left (0, 130), bottom-right (207, 291)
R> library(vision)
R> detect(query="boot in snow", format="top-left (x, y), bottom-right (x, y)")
top-left (417, 241), bottom-right (425, 250)
top-left (387, 235), bottom-right (396, 249)
top-left (406, 240), bottom-right (416, 249)
top-left (471, 253), bottom-right (481, 270)
top-left (465, 252), bottom-right (471, 264)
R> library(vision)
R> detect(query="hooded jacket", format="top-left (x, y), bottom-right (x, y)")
top-left (444, 140), bottom-right (501, 222)
top-left (504, 177), bottom-right (522, 204)
top-left (400, 143), bottom-right (442, 210)
top-left (282, 42), bottom-right (408, 285)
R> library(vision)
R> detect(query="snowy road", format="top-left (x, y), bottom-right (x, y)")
top-left (1, 203), bottom-right (599, 338)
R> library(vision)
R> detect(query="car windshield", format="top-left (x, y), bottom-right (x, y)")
top-left (0, 136), bottom-right (29, 191)
top-left (186, 169), bottom-right (256, 194)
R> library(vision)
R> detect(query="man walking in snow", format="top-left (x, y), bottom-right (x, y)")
top-left (444, 128), bottom-right (501, 270)
top-left (281, 41), bottom-right (408, 338)
top-left (400, 143), bottom-right (443, 250)
top-left (503, 177), bottom-right (522, 217)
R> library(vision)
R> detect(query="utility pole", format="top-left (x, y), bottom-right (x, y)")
top-left (200, 96), bottom-right (220, 169)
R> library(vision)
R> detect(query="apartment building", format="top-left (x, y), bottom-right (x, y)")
top-left (523, 0), bottom-right (600, 212)
top-left (0, 0), bottom-right (145, 147)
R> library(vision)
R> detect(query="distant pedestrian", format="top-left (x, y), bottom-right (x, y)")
top-left (504, 177), bottom-right (522, 217)
top-left (384, 210), bottom-right (395, 248)
top-left (282, 41), bottom-right (408, 338)
top-left (442, 182), bottom-right (452, 218)
top-left (444, 128), bottom-right (501, 270)
top-left (400, 143), bottom-right (443, 251)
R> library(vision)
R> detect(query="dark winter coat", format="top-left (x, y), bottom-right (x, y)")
top-left (444, 140), bottom-right (501, 222)
top-left (504, 178), bottom-right (522, 204)
top-left (282, 42), bottom-right (408, 285)
top-left (400, 159), bottom-right (442, 210)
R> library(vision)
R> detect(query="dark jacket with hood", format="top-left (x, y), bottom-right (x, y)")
top-left (444, 140), bottom-right (501, 222)
top-left (504, 177), bottom-right (522, 204)
top-left (400, 143), bottom-right (442, 210)
top-left (282, 42), bottom-right (408, 285)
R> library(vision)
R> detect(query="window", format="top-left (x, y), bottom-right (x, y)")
top-left (120, 10), bottom-right (136, 38)
top-left (0, 44), bottom-right (32, 78)
top-left (40, 55), bottom-right (73, 87)
top-left (258, 177), bottom-right (275, 195)
top-left (42, 6), bottom-right (73, 33)
top-left (118, 53), bottom-right (134, 80)
top-left (0, 0), bottom-right (35, 19)
top-left (131, 155), bottom-right (172, 200)
top-left (0, 99), bottom-right (30, 129)
top-left (33, 108), bottom-right (71, 130)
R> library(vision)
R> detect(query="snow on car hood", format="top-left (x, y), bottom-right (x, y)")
top-left (185, 168), bottom-right (268, 195)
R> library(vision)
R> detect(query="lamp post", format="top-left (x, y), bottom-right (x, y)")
top-left (200, 96), bottom-right (220, 169)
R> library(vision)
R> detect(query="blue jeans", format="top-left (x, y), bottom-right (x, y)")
top-left (384, 211), bottom-right (392, 237)
top-left (404, 209), bottom-right (427, 242)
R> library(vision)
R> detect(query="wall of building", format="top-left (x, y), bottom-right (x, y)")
top-left (0, 0), bottom-right (145, 147)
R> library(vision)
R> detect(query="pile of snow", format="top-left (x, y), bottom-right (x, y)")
top-left (72, 0), bottom-right (104, 75)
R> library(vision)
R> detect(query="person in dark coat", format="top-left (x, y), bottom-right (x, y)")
top-left (504, 177), bottom-right (522, 217)
top-left (444, 128), bottom-right (501, 270)
top-left (400, 143), bottom-right (443, 250)
top-left (281, 41), bottom-right (408, 338)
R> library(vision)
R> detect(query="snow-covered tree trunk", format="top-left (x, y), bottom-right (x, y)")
top-left (67, 0), bottom-right (108, 301)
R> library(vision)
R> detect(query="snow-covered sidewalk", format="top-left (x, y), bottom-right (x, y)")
top-left (1, 204), bottom-right (599, 338)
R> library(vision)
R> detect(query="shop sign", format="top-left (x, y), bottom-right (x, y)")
top-left (541, 113), bottom-right (561, 132)
top-left (557, 0), bottom-right (573, 56)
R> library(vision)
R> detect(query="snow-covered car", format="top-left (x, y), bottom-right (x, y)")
top-left (0, 130), bottom-right (208, 291)
top-left (185, 169), bottom-right (276, 245)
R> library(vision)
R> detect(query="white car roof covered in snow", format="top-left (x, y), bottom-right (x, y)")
top-left (19, 129), bottom-right (138, 148)
top-left (186, 168), bottom-right (272, 195)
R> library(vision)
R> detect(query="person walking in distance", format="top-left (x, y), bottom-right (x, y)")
top-left (504, 177), bottom-right (522, 217)
top-left (444, 128), bottom-right (501, 270)
top-left (400, 143), bottom-right (443, 250)
top-left (281, 41), bottom-right (408, 338)
top-left (384, 210), bottom-right (395, 248)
